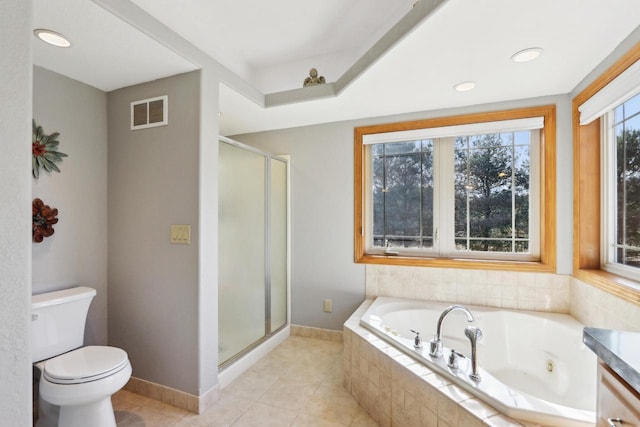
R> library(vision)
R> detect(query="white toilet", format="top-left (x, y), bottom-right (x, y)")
top-left (32, 286), bottom-right (132, 427)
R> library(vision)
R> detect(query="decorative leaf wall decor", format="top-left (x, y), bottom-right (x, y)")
top-left (32, 119), bottom-right (68, 179)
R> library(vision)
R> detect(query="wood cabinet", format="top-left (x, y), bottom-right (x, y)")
top-left (597, 362), bottom-right (640, 427)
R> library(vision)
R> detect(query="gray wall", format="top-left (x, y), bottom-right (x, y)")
top-left (0, 0), bottom-right (33, 424)
top-left (32, 67), bottom-right (109, 346)
top-left (107, 71), bottom-right (201, 394)
top-left (234, 94), bottom-right (573, 331)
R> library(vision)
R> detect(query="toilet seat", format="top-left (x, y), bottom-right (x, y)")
top-left (43, 346), bottom-right (129, 385)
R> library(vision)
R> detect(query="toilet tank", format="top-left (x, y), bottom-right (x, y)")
top-left (32, 286), bottom-right (96, 363)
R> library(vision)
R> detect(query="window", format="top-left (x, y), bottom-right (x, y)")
top-left (573, 42), bottom-right (640, 303)
top-left (354, 106), bottom-right (556, 271)
top-left (602, 92), bottom-right (640, 279)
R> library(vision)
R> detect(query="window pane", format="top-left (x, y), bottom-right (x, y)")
top-left (620, 114), bottom-right (640, 250)
top-left (385, 140), bottom-right (421, 155)
top-left (372, 156), bottom-right (384, 240)
top-left (454, 132), bottom-right (531, 253)
top-left (514, 144), bottom-right (530, 238)
top-left (421, 150), bottom-right (434, 248)
top-left (371, 141), bottom-right (434, 249)
top-left (617, 248), bottom-right (640, 268)
top-left (611, 92), bottom-right (640, 271)
top-left (384, 153), bottom-right (421, 246)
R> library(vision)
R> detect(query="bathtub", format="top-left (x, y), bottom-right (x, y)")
top-left (359, 297), bottom-right (596, 426)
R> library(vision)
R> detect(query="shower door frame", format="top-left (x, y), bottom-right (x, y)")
top-left (218, 136), bottom-right (290, 370)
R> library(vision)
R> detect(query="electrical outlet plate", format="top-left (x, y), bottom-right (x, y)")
top-left (323, 299), bottom-right (333, 313)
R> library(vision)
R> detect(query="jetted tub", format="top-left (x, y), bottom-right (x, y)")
top-left (359, 297), bottom-right (597, 427)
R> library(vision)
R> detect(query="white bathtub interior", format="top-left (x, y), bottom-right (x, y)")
top-left (359, 297), bottom-right (597, 426)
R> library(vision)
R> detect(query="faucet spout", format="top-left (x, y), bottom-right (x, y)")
top-left (464, 325), bottom-right (482, 382)
top-left (429, 305), bottom-right (475, 358)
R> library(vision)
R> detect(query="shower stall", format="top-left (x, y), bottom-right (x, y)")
top-left (218, 137), bottom-right (289, 373)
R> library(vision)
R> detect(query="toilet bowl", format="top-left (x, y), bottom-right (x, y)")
top-left (32, 287), bottom-right (132, 427)
top-left (37, 346), bottom-right (132, 427)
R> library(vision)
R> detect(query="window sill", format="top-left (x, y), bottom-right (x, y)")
top-left (357, 253), bottom-right (554, 273)
top-left (574, 268), bottom-right (640, 305)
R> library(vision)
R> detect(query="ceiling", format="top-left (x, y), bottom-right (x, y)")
top-left (33, 0), bottom-right (640, 136)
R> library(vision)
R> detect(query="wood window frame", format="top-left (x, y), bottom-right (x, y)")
top-left (354, 105), bottom-right (557, 272)
top-left (573, 41), bottom-right (640, 305)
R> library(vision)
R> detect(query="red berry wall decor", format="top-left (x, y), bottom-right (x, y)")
top-left (32, 198), bottom-right (59, 243)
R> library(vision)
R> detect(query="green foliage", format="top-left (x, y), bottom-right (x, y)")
top-left (372, 132), bottom-right (531, 253)
top-left (32, 119), bottom-right (68, 179)
top-left (454, 133), bottom-right (530, 252)
top-left (616, 128), bottom-right (640, 265)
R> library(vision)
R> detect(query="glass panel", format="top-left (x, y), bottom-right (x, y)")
top-left (218, 142), bottom-right (266, 365)
top-left (514, 144), bottom-right (530, 239)
top-left (621, 114), bottom-right (640, 256)
top-left (421, 150), bottom-right (434, 248)
top-left (384, 140), bottom-right (421, 155)
top-left (384, 152), bottom-right (421, 247)
top-left (616, 122), bottom-right (625, 247)
top-left (270, 158), bottom-right (287, 332)
top-left (372, 155), bottom-right (384, 243)
top-left (371, 141), bottom-right (433, 249)
top-left (455, 132), bottom-right (530, 253)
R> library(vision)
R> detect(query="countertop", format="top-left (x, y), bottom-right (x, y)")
top-left (583, 327), bottom-right (640, 394)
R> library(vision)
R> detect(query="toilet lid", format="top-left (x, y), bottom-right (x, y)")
top-left (43, 346), bottom-right (130, 385)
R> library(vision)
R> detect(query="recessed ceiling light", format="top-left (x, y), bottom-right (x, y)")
top-left (34, 29), bottom-right (71, 48)
top-left (454, 81), bottom-right (476, 92)
top-left (511, 47), bottom-right (542, 63)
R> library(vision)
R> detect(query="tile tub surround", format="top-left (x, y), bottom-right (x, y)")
top-left (366, 264), bottom-right (640, 331)
top-left (344, 299), bottom-right (538, 427)
top-left (365, 265), bottom-right (571, 313)
top-left (571, 278), bottom-right (640, 333)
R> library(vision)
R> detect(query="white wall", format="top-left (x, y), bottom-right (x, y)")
top-left (32, 67), bottom-right (109, 345)
top-left (234, 94), bottom-right (573, 330)
top-left (0, 0), bottom-right (33, 424)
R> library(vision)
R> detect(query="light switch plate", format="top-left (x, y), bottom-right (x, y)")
top-left (171, 224), bottom-right (191, 244)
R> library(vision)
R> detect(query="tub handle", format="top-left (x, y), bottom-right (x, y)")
top-left (447, 349), bottom-right (464, 370)
top-left (607, 418), bottom-right (623, 427)
top-left (410, 329), bottom-right (423, 349)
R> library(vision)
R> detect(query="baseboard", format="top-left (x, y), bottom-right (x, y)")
top-left (123, 376), bottom-right (219, 414)
top-left (290, 324), bottom-right (343, 342)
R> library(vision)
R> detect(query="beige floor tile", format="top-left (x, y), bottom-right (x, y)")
top-left (350, 408), bottom-right (379, 427)
top-left (230, 402), bottom-right (298, 427)
top-left (257, 380), bottom-right (320, 411)
top-left (291, 413), bottom-right (348, 427)
top-left (223, 369), bottom-right (280, 401)
top-left (193, 393), bottom-right (254, 427)
top-left (112, 336), bottom-right (377, 427)
top-left (124, 405), bottom-right (183, 426)
top-left (113, 389), bottom-right (152, 411)
top-left (115, 410), bottom-right (147, 427)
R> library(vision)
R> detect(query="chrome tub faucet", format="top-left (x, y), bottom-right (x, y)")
top-left (428, 305), bottom-right (475, 358)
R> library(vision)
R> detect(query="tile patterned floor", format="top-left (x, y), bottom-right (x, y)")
top-left (113, 336), bottom-right (378, 427)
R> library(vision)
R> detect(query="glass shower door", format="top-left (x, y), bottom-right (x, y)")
top-left (218, 142), bottom-right (266, 366)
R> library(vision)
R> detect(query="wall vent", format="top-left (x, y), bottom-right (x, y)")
top-left (130, 95), bottom-right (168, 130)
